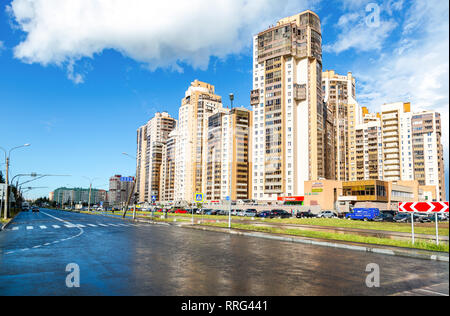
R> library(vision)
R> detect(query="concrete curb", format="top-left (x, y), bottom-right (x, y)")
top-left (56, 209), bottom-right (449, 263)
top-left (0, 211), bottom-right (22, 231)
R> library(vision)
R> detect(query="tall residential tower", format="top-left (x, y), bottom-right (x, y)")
top-left (251, 10), bottom-right (327, 200)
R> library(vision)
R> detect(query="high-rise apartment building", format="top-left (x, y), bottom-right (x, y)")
top-left (355, 110), bottom-right (383, 181)
top-left (322, 70), bottom-right (362, 181)
top-left (174, 80), bottom-right (223, 202)
top-left (108, 175), bottom-right (135, 206)
top-left (160, 128), bottom-right (178, 202)
top-left (251, 10), bottom-right (327, 200)
top-left (411, 111), bottom-right (446, 201)
top-left (205, 107), bottom-right (252, 201)
top-left (380, 102), bottom-right (414, 182)
top-left (136, 112), bottom-right (176, 203)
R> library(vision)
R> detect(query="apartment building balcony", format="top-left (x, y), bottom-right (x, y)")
top-left (293, 84), bottom-right (307, 101)
top-left (251, 89), bottom-right (260, 107)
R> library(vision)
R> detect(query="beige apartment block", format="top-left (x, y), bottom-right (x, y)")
top-left (380, 102), bottom-right (414, 182)
top-left (322, 70), bottom-right (362, 181)
top-left (251, 10), bottom-right (327, 201)
top-left (136, 112), bottom-right (176, 203)
top-left (205, 108), bottom-right (252, 201)
top-left (174, 80), bottom-right (223, 202)
top-left (411, 111), bottom-right (446, 201)
top-left (355, 109), bottom-right (383, 181)
top-left (160, 128), bottom-right (178, 202)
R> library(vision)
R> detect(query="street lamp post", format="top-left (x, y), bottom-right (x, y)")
top-left (228, 93), bottom-right (234, 229)
top-left (0, 144), bottom-right (31, 220)
top-left (83, 177), bottom-right (98, 212)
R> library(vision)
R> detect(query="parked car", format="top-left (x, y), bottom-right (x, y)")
top-left (243, 209), bottom-right (258, 217)
top-left (236, 210), bottom-right (245, 217)
top-left (373, 212), bottom-right (394, 222)
top-left (296, 210), bottom-right (315, 218)
top-left (257, 211), bottom-right (272, 218)
top-left (216, 210), bottom-right (229, 216)
top-left (230, 209), bottom-right (238, 216)
top-left (418, 214), bottom-right (436, 223)
top-left (346, 208), bottom-right (380, 221)
top-left (394, 213), bottom-right (421, 223)
top-left (174, 209), bottom-right (189, 214)
top-left (204, 209), bottom-right (219, 215)
top-left (317, 210), bottom-right (337, 218)
top-left (270, 210), bottom-right (292, 219)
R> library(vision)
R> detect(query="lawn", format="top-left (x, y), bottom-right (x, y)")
top-left (201, 222), bottom-right (449, 253)
top-left (263, 218), bottom-right (449, 236)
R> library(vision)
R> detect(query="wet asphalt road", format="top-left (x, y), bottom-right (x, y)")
top-left (0, 209), bottom-right (448, 296)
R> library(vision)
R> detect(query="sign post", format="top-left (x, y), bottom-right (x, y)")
top-left (399, 202), bottom-right (449, 245)
top-left (195, 193), bottom-right (203, 224)
top-left (435, 213), bottom-right (439, 245)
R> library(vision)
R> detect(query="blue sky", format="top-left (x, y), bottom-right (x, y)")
top-left (0, 0), bottom-right (448, 200)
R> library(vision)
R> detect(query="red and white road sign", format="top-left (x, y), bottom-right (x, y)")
top-left (399, 202), bottom-right (449, 213)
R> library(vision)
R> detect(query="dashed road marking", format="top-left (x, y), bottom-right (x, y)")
top-left (40, 225), bottom-right (47, 229)
top-left (52, 225), bottom-right (61, 229)
top-left (26, 226), bottom-right (33, 230)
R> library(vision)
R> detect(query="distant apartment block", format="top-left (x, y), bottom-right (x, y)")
top-left (323, 70), bottom-right (363, 181)
top-left (205, 107), bottom-right (252, 201)
top-left (108, 175), bottom-right (135, 206)
top-left (411, 111), bottom-right (446, 201)
top-left (174, 80), bottom-right (223, 202)
top-left (136, 112), bottom-right (176, 203)
top-left (52, 187), bottom-right (108, 205)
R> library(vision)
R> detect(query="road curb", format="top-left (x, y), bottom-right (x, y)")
top-left (0, 211), bottom-right (22, 231)
top-left (182, 224), bottom-right (449, 263)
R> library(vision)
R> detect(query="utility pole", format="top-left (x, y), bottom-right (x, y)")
top-left (1, 144), bottom-right (30, 220)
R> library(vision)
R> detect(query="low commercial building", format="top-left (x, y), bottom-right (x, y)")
top-left (303, 179), bottom-right (424, 213)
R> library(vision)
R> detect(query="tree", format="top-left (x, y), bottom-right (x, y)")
top-left (0, 171), bottom-right (4, 184)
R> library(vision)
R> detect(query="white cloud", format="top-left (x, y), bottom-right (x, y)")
top-left (0, 41), bottom-right (4, 51)
top-left (7, 0), bottom-right (317, 83)
top-left (324, 2), bottom-right (399, 54)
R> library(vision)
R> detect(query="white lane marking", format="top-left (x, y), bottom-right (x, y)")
top-left (32, 245), bottom-right (41, 249)
top-left (26, 226), bottom-right (33, 230)
top-left (76, 224), bottom-right (86, 228)
top-left (52, 225), bottom-right (61, 229)
top-left (11, 227), bottom-right (19, 231)
top-left (40, 225), bottom-right (47, 229)
top-left (415, 289), bottom-right (449, 296)
top-left (87, 224), bottom-right (97, 227)
top-left (65, 224), bottom-right (76, 228)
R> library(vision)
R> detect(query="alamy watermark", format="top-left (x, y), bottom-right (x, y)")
top-left (365, 263), bottom-right (380, 288)
top-left (66, 263), bottom-right (80, 288)
top-left (366, 3), bottom-right (381, 28)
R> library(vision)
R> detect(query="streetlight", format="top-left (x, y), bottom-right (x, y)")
top-left (83, 176), bottom-right (98, 212)
top-left (0, 143), bottom-right (31, 220)
top-left (122, 152), bottom-right (137, 219)
top-left (228, 94), bottom-right (234, 229)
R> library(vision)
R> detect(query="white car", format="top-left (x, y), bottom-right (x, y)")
top-left (317, 211), bottom-right (337, 218)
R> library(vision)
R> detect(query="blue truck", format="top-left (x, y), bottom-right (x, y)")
top-left (345, 208), bottom-right (380, 221)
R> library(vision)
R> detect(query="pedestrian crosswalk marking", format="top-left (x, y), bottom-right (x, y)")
top-left (7, 222), bottom-right (146, 233)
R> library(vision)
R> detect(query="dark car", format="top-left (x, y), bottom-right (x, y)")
top-left (296, 210), bottom-right (315, 218)
top-left (373, 212), bottom-right (394, 222)
top-left (394, 213), bottom-right (420, 223)
top-left (419, 214), bottom-right (436, 223)
top-left (270, 210), bottom-right (292, 219)
top-left (32, 207), bottom-right (39, 213)
top-left (257, 211), bottom-right (272, 218)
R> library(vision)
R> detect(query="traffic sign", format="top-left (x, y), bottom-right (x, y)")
top-left (152, 196), bottom-right (157, 202)
top-left (195, 193), bottom-right (203, 203)
top-left (399, 202), bottom-right (449, 213)
top-left (226, 196), bottom-right (230, 201)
